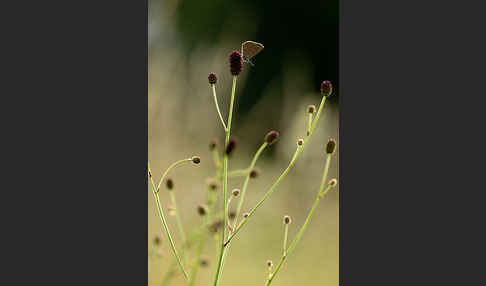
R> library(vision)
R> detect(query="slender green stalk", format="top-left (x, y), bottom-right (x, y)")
top-left (234, 142), bottom-right (267, 227)
top-left (307, 113), bottom-right (313, 136)
top-left (168, 191), bottom-right (187, 249)
top-left (224, 94), bottom-right (329, 247)
top-left (266, 154), bottom-right (333, 286)
top-left (148, 161), bottom-right (191, 280)
top-left (309, 95), bottom-right (328, 135)
top-left (188, 229), bottom-right (208, 286)
top-left (213, 149), bottom-right (222, 169)
top-left (156, 159), bottom-right (192, 191)
top-left (283, 223), bottom-right (289, 256)
top-left (212, 84), bottom-right (227, 130)
top-left (218, 142), bottom-right (269, 269)
top-left (213, 75), bottom-right (237, 286)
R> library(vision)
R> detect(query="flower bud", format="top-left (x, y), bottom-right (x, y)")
top-left (229, 51), bottom-right (243, 76)
top-left (264, 130), bottom-right (280, 145)
top-left (209, 139), bottom-right (218, 151)
top-left (209, 219), bottom-right (223, 233)
top-left (225, 138), bottom-right (237, 156)
top-left (267, 260), bottom-right (273, 267)
top-left (232, 188), bottom-right (240, 197)
top-left (198, 204), bottom-right (208, 216)
top-left (326, 139), bottom-right (337, 155)
top-left (206, 178), bottom-right (218, 191)
top-left (200, 255), bottom-right (210, 267)
top-left (306, 104), bottom-right (316, 114)
top-left (249, 168), bottom-right (259, 179)
top-left (243, 212), bottom-right (249, 218)
top-left (297, 138), bottom-right (304, 146)
top-left (329, 178), bottom-right (338, 188)
top-left (208, 73), bottom-right (217, 85)
top-left (283, 215), bottom-right (292, 225)
top-left (166, 178), bottom-right (174, 190)
top-left (192, 156), bottom-right (201, 164)
top-left (320, 80), bottom-right (332, 96)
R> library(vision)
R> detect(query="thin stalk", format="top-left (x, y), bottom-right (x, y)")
top-left (213, 75), bottom-right (237, 286)
top-left (283, 223), bottom-right (289, 256)
top-left (266, 154), bottom-right (333, 286)
top-left (307, 113), bottom-right (313, 136)
top-left (234, 142), bottom-right (267, 227)
top-left (224, 146), bottom-right (301, 246)
top-left (309, 95), bottom-right (328, 135)
top-left (218, 142), bottom-right (269, 268)
top-left (156, 158), bottom-right (192, 191)
top-left (188, 229), bottom-right (208, 286)
top-left (148, 163), bottom-right (189, 280)
top-left (224, 94), bottom-right (329, 247)
top-left (168, 191), bottom-right (187, 249)
top-left (212, 149), bottom-right (222, 169)
top-left (212, 84), bottom-right (227, 130)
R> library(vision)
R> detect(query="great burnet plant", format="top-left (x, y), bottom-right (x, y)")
top-left (148, 47), bottom-right (338, 286)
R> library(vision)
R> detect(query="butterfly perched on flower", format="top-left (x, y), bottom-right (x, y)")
top-left (241, 41), bottom-right (264, 66)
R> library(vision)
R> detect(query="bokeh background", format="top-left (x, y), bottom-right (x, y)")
top-left (149, 0), bottom-right (338, 285)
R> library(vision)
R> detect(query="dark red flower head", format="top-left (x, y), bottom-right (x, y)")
top-left (320, 80), bottom-right (333, 96)
top-left (229, 51), bottom-right (242, 76)
top-left (208, 73), bottom-right (217, 85)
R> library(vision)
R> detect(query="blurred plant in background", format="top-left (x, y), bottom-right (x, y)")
top-left (149, 0), bottom-right (338, 285)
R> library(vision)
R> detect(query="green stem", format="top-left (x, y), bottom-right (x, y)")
top-left (234, 142), bottom-right (268, 228)
top-left (188, 229), bottom-right (208, 286)
top-left (224, 93), bottom-right (328, 247)
top-left (169, 191), bottom-right (187, 250)
top-left (213, 149), bottom-right (222, 169)
top-left (213, 75), bottom-right (237, 286)
top-left (307, 113), bottom-right (313, 136)
top-left (148, 161), bottom-right (192, 280)
top-left (156, 159), bottom-right (192, 191)
top-left (283, 224), bottom-right (289, 256)
top-left (212, 84), bottom-right (227, 130)
top-left (266, 154), bottom-right (333, 286)
top-left (218, 142), bottom-right (269, 268)
top-left (224, 146), bottom-right (301, 246)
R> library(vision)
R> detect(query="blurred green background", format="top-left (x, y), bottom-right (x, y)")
top-left (149, 0), bottom-right (338, 285)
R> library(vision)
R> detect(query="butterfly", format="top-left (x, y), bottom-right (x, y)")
top-left (241, 41), bottom-right (264, 66)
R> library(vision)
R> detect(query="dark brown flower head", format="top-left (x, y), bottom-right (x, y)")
top-left (243, 212), bottom-right (249, 218)
top-left (264, 130), bottom-right (280, 145)
top-left (208, 72), bottom-right (217, 85)
top-left (200, 255), bottom-right (210, 267)
top-left (249, 168), bottom-right (259, 179)
top-left (209, 219), bottom-right (223, 233)
top-left (225, 138), bottom-right (237, 156)
top-left (198, 204), bottom-right (208, 216)
top-left (229, 51), bottom-right (243, 76)
top-left (209, 139), bottom-right (218, 151)
top-left (267, 260), bottom-right (273, 267)
top-left (283, 215), bottom-right (292, 225)
top-left (229, 211), bottom-right (236, 220)
top-left (297, 138), bottom-right (304, 146)
top-left (232, 188), bottom-right (240, 197)
top-left (306, 104), bottom-right (316, 114)
top-left (326, 139), bottom-right (337, 155)
top-left (320, 80), bottom-right (333, 96)
top-left (153, 235), bottom-right (161, 246)
top-left (192, 156), bottom-right (201, 164)
top-left (206, 178), bottom-right (218, 191)
top-left (166, 178), bottom-right (174, 190)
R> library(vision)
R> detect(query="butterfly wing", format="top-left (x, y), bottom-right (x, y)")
top-left (241, 41), bottom-right (264, 60)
